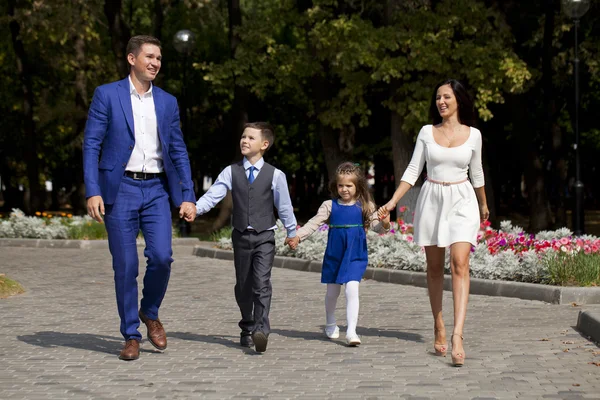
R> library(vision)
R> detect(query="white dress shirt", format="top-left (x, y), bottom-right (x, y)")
top-left (195, 157), bottom-right (297, 237)
top-left (126, 77), bottom-right (163, 173)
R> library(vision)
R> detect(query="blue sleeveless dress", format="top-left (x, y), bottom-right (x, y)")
top-left (321, 200), bottom-right (368, 284)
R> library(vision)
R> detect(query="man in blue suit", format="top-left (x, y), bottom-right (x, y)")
top-left (83, 35), bottom-right (197, 361)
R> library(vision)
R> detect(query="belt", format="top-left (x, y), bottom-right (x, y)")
top-left (426, 178), bottom-right (468, 186)
top-left (125, 171), bottom-right (163, 180)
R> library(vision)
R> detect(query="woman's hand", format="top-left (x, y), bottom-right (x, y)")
top-left (479, 204), bottom-right (490, 222)
top-left (380, 212), bottom-right (391, 229)
top-left (377, 201), bottom-right (396, 220)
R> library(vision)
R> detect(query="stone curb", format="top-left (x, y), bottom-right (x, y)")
top-left (576, 311), bottom-right (600, 344)
top-left (192, 244), bottom-right (600, 305)
top-left (0, 237), bottom-right (200, 249)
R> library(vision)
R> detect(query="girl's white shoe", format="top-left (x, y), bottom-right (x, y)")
top-left (324, 324), bottom-right (340, 339)
top-left (346, 334), bottom-right (361, 346)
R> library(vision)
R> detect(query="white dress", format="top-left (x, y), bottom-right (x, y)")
top-left (401, 125), bottom-right (485, 247)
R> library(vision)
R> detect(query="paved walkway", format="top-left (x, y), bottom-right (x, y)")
top-left (1, 246), bottom-right (599, 399)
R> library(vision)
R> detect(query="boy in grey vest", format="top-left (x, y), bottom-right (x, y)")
top-left (195, 122), bottom-right (298, 353)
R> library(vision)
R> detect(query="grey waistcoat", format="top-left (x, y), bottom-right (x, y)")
top-left (231, 161), bottom-right (276, 233)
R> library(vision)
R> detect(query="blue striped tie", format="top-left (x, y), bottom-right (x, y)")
top-left (248, 166), bottom-right (256, 184)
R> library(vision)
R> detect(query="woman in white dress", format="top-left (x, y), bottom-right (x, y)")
top-left (378, 79), bottom-right (489, 367)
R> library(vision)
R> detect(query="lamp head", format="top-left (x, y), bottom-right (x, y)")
top-left (561, 0), bottom-right (590, 19)
top-left (173, 30), bottom-right (196, 54)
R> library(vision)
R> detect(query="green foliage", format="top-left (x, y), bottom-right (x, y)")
top-left (546, 252), bottom-right (600, 287)
top-left (2, 0), bottom-right (600, 222)
top-left (210, 226), bottom-right (233, 242)
top-left (203, 0), bottom-right (532, 146)
top-left (0, 274), bottom-right (25, 299)
top-left (67, 220), bottom-right (108, 240)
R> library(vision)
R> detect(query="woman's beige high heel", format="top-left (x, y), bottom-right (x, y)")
top-left (433, 328), bottom-right (447, 357)
top-left (451, 333), bottom-right (465, 367)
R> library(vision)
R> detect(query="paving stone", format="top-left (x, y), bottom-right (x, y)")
top-left (0, 246), bottom-right (599, 399)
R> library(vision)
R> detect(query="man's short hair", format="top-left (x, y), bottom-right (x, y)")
top-left (126, 35), bottom-right (162, 58)
top-left (244, 122), bottom-right (275, 151)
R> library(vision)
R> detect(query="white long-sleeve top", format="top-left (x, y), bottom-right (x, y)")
top-left (297, 200), bottom-right (389, 242)
top-left (400, 125), bottom-right (485, 188)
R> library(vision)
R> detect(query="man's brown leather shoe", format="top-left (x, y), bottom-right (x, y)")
top-left (139, 310), bottom-right (167, 350)
top-left (119, 339), bottom-right (140, 361)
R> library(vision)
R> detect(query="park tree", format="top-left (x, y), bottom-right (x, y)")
top-left (1, 0), bottom-right (599, 236)
top-left (202, 0), bottom-right (531, 219)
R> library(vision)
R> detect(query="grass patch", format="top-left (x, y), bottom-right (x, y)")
top-left (210, 226), bottom-right (233, 242)
top-left (66, 224), bottom-right (179, 240)
top-left (67, 221), bottom-right (108, 240)
top-left (546, 252), bottom-right (600, 286)
top-left (0, 274), bottom-right (25, 298)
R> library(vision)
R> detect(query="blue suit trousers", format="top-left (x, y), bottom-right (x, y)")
top-left (104, 175), bottom-right (173, 341)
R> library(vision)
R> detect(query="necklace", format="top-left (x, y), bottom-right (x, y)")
top-left (440, 126), bottom-right (457, 146)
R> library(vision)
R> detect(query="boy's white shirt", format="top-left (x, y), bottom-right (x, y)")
top-left (195, 156), bottom-right (297, 237)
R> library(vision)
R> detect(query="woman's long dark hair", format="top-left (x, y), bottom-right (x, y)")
top-left (328, 162), bottom-right (374, 229)
top-left (429, 79), bottom-right (475, 126)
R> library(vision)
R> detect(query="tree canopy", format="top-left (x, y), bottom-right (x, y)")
top-left (1, 0), bottom-right (599, 232)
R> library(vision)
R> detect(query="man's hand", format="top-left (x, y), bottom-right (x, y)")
top-left (285, 236), bottom-right (300, 250)
top-left (180, 201), bottom-right (197, 222)
top-left (87, 195), bottom-right (105, 223)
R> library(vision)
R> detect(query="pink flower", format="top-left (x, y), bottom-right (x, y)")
top-left (559, 237), bottom-right (570, 245)
top-left (399, 206), bottom-right (407, 213)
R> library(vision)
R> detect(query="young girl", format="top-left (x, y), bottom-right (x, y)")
top-left (290, 162), bottom-right (390, 346)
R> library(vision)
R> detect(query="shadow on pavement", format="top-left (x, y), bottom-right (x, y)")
top-left (272, 326), bottom-right (424, 343)
top-left (17, 331), bottom-right (122, 355)
top-left (270, 328), bottom-right (348, 347)
top-left (169, 331), bottom-right (256, 353)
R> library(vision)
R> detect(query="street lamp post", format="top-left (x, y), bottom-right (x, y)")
top-left (561, 0), bottom-right (589, 236)
top-left (173, 29), bottom-right (196, 237)
top-left (173, 30), bottom-right (196, 141)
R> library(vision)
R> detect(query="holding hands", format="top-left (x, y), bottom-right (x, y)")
top-left (377, 201), bottom-right (395, 221)
top-left (285, 236), bottom-right (300, 250)
top-left (179, 202), bottom-right (197, 222)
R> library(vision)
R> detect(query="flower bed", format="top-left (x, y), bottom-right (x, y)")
top-left (0, 209), bottom-right (184, 241)
top-left (0, 209), bottom-right (97, 239)
top-left (215, 210), bottom-right (600, 286)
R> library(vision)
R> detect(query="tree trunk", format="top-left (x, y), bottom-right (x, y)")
top-left (384, 2), bottom-right (423, 222)
top-left (226, 0), bottom-right (248, 161)
top-left (542, 0), bottom-right (567, 227)
top-left (0, 153), bottom-right (23, 212)
top-left (104, 0), bottom-right (131, 77)
top-left (481, 143), bottom-right (496, 223)
top-left (318, 124), bottom-right (352, 182)
top-left (525, 150), bottom-right (552, 232)
top-left (70, 34), bottom-right (89, 215)
top-left (212, 0), bottom-right (249, 233)
top-left (390, 105), bottom-right (421, 223)
top-left (153, 0), bottom-right (165, 41)
top-left (8, 0), bottom-right (42, 214)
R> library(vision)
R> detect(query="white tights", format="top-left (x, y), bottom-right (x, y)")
top-left (325, 281), bottom-right (360, 337)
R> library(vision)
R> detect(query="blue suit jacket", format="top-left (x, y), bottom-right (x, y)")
top-left (83, 77), bottom-right (195, 206)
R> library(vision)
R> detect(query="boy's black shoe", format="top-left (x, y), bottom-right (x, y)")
top-left (240, 334), bottom-right (254, 347)
top-left (251, 331), bottom-right (268, 353)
